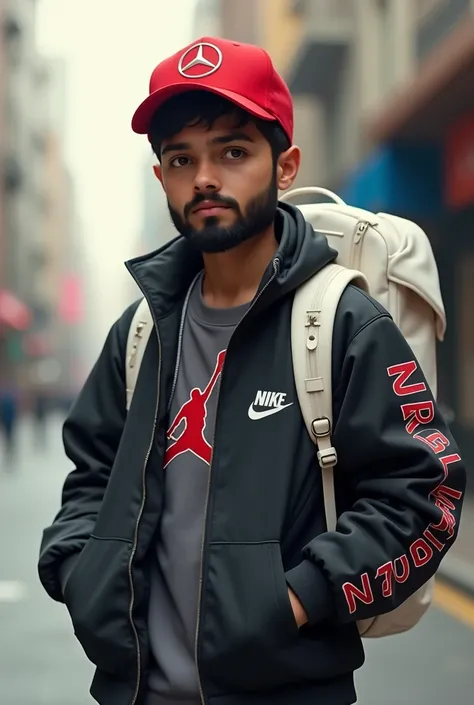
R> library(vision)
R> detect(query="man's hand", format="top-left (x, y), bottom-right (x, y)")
top-left (288, 587), bottom-right (308, 628)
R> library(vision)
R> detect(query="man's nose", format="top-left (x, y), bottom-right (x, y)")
top-left (193, 159), bottom-right (222, 193)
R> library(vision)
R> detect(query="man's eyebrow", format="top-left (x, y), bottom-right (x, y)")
top-left (160, 132), bottom-right (255, 156)
top-left (211, 132), bottom-right (255, 145)
top-left (161, 141), bottom-right (190, 156)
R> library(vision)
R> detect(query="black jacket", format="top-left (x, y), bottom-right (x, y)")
top-left (38, 204), bottom-right (465, 705)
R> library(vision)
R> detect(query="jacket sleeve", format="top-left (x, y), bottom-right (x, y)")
top-left (38, 303), bottom-right (137, 603)
top-left (286, 311), bottom-right (466, 626)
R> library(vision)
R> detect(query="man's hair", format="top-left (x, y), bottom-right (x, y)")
top-left (148, 90), bottom-right (291, 163)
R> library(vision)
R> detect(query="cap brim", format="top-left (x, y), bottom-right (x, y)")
top-left (131, 82), bottom-right (276, 134)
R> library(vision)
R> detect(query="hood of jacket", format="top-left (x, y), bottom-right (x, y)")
top-left (126, 202), bottom-right (337, 319)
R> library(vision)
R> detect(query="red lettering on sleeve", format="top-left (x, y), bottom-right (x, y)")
top-left (342, 573), bottom-right (374, 614)
top-left (352, 363), bottom-right (464, 613)
top-left (401, 401), bottom-right (434, 434)
top-left (376, 555), bottom-right (410, 598)
top-left (431, 484), bottom-right (463, 539)
top-left (393, 554), bottom-right (410, 583)
top-left (376, 562), bottom-right (394, 598)
top-left (414, 430), bottom-right (450, 455)
top-left (428, 455), bottom-right (464, 538)
top-left (440, 454), bottom-right (462, 479)
top-left (410, 539), bottom-right (434, 567)
top-left (387, 361), bottom-right (427, 397)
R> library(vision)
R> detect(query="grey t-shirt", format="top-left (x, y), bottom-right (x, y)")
top-left (146, 275), bottom-right (249, 705)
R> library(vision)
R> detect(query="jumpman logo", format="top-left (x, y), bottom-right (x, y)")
top-left (163, 349), bottom-right (226, 469)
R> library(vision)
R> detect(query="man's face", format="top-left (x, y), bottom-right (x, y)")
top-left (156, 115), bottom-right (278, 253)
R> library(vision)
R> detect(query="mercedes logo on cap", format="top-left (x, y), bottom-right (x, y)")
top-left (178, 42), bottom-right (223, 79)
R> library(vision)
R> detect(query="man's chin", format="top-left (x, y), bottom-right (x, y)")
top-left (184, 232), bottom-right (244, 254)
top-left (182, 225), bottom-right (255, 254)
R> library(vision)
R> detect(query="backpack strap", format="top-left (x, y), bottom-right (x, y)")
top-left (125, 298), bottom-right (153, 411)
top-left (291, 263), bottom-right (369, 531)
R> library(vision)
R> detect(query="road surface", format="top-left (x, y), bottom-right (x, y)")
top-left (1, 417), bottom-right (473, 704)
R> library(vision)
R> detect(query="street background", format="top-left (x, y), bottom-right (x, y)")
top-left (2, 0), bottom-right (474, 703)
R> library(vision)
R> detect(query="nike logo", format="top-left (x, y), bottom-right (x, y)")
top-left (248, 390), bottom-right (293, 420)
top-left (248, 403), bottom-right (293, 420)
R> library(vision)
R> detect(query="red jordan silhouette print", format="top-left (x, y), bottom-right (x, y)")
top-left (163, 349), bottom-right (226, 469)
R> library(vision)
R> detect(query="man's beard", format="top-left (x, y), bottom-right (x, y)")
top-left (167, 172), bottom-right (278, 254)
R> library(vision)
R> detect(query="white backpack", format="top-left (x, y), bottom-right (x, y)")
top-left (125, 186), bottom-right (446, 639)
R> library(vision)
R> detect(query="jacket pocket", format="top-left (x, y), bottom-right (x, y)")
top-left (199, 541), bottom-right (300, 692)
top-left (63, 536), bottom-right (136, 678)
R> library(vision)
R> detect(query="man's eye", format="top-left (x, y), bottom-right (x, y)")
top-left (225, 148), bottom-right (245, 160)
top-left (170, 156), bottom-right (190, 168)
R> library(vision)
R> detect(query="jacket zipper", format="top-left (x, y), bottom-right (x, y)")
top-left (125, 275), bottom-right (163, 705)
top-left (351, 220), bottom-right (370, 270)
top-left (168, 272), bottom-right (202, 411)
top-left (194, 257), bottom-right (280, 705)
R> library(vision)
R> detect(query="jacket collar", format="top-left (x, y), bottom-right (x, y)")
top-left (125, 203), bottom-right (337, 320)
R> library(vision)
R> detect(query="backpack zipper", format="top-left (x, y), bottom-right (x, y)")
top-left (351, 220), bottom-right (370, 270)
top-left (195, 257), bottom-right (280, 705)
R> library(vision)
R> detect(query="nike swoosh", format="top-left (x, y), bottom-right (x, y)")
top-left (248, 403), bottom-right (293, 420)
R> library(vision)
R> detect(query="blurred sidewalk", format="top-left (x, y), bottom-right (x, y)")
top-left (0, 413), bottom-right (94, 705)
top-left (438, 491), bottom-right (474, 596)
top-left (454, 492), bottom-right (474, 564)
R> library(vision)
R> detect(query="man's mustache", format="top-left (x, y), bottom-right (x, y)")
top-left (184, 193), bottom-right (240, 219)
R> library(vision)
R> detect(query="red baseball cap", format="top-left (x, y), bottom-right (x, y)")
top-left (131, 36), bottom-right (294, 143)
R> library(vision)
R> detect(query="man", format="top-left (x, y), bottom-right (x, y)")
top-left (38, 37), bottom-right (465, 705)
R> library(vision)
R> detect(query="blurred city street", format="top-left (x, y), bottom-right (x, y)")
top-left (1, 417), bottom-right (474, 705)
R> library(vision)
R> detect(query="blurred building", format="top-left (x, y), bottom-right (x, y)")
top-left (29, 55), bottom-right (88, 401)
top-left (358, 0), bottom-right (474, 481)
top-left (0, 0), bottom-right (86, 406)
top-left (0, 0), bottom-right (39, 384)
top-left (192, 0), bottom-right (221, 37)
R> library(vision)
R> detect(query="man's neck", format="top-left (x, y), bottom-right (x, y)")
top-left (201, 227), bottom-right (278, 309)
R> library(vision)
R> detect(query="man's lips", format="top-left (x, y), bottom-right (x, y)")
top-left (192, 202), bottom-right (231, 215)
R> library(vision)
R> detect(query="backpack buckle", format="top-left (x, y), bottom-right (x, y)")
top-left (318, 447), bottom-right (337, 468)
top-left (317, 447), bottom-right (338, 468)
top-left (305, 310), bottom-right (321, 327)
top-left (128, 320), bottom-right (148, 369)
top-left (311, 417), bottom-right (331, 438)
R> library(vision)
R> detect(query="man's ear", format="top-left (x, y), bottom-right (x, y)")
top-left (276, 145), bottom-right (301, 193)
top-left (153, 164), bottom-right (163, 183)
